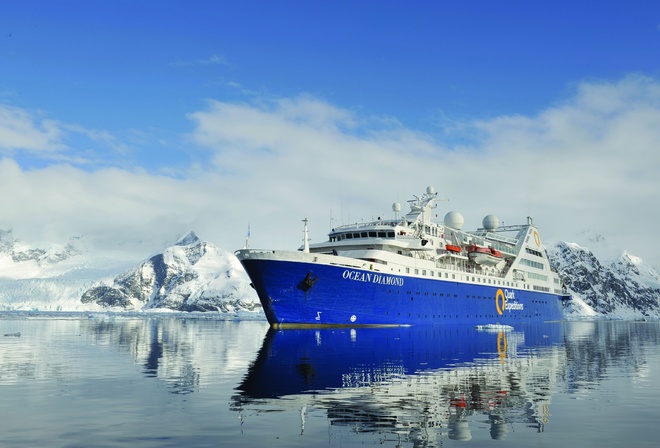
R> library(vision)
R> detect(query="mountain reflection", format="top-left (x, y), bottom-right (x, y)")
top-left (86, 317), bottom-right (202, 394)
top-left (0, 314), bottom-right (266, 395)
top-left (144, 319), bottom-right (164, 377)
top-left (564, 320), bottom-right (660, 393)
top-left (232, 324), bottom-right (566, 443)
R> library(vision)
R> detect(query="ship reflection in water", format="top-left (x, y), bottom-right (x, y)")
top-left (233, 323), bottom-right (564, 444)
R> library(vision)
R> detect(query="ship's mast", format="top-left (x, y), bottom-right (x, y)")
top-left (406, 186), bottom-right (438, 236)
top-left (302, 218), bottom-right (310, 253)
top-left (244, 223), bottom-right (250, 249)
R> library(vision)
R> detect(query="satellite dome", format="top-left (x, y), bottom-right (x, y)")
top-left (392, 202), bottom-right (401, 212)
top-left (444, 211), bottom-right (464, 230)
top-left (426, 186), bottom-right (436, 195)
top-left (482, 214), bottom-right (500, 231)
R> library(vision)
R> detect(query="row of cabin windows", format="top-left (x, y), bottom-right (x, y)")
top-left (527, 271), bottom-right (549, 282)
top-left (402, 267), bottom-right (531, 288)
top-left (331, 230), bottom-right (396, 242)
top-left (520, 258), bottom-right (545, 270)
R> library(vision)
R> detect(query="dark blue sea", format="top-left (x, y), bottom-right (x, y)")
top-left (1, 313), bottom-right (659, 447)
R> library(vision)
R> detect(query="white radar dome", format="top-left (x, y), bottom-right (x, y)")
top-left (392, 202), bottom-right (401, 212)
top-left (426, 186), bottom-right (436, 195)
top-left (444, 211), bottom-right (464, 230)
top-left (482, 214), bottom-right (500, 231)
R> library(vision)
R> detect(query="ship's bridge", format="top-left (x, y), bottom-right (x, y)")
top-left (329, 219), bottom-right (401, 242)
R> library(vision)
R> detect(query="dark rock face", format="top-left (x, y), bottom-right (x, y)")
top-left (547, 241), bottom-right (660, 317)
top-left (81, 286), bottom-right (132, 308)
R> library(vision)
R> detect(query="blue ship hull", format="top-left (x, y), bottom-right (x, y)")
top-left (241, 256), bottom-right (568, 327)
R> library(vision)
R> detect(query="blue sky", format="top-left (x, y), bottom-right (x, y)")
top-left (1, 1), bottom-right (660, 267)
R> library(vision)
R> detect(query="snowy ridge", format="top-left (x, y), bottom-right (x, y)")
top-left (0, 230), bottom-right (89, 279)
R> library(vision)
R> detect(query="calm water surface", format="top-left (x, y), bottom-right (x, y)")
top-left (1, 313), bottom-right (659, 447)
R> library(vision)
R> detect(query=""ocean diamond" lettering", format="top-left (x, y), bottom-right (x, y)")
top-left (342, 269), bottom-right (404, 286)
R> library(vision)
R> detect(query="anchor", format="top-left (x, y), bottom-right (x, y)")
top-left (298, 272), bottom-right (318, 292)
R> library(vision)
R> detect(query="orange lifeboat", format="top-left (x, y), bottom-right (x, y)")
top-left (446, 244), bottom-right (462, 253)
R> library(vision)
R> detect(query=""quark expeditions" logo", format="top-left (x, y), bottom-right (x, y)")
top-left (495, 289), bottom-right (524, 315)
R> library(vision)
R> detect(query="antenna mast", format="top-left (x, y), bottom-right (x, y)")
top-left (244, 223), bottom-right (250, 249)
top-left (302, 218), bottom-right (310, 253)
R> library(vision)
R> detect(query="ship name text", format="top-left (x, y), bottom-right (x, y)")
top-left (342, 269), bottom-right (405, 286)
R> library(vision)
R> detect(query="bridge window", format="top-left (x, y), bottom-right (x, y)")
top-left (525, 248), bottom-right (544, 257)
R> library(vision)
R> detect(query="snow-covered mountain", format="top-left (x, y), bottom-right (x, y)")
top-left (0, 229), bottom-right (260, 314)
top-left (547, 241), bottom-right (660, 319)
top-left (81, 231), bottom-right (260, 313)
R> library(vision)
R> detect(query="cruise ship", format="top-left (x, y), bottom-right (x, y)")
top-left (235, 186), bottom-right (571, 327)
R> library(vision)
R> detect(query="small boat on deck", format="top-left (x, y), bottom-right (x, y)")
top-left (467, 244), bottom-right (503, 266)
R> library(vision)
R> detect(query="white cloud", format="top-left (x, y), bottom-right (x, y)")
top-left (1, 75), bottom-right (660, 269)
top-left (0, 104), bottom-right (137, 166)
top-left (0, 105), bottom-right (66, 152)
top-left (0, 159), bottom-right (196, 253)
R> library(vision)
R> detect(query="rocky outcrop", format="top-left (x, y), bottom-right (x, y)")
top-left (547, 241), bottom-right (660, 317)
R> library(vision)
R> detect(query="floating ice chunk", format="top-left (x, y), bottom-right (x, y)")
top-left (475, 324), bottom-right (513, 332)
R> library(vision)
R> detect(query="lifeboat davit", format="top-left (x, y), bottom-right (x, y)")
top-left (467, 244), bottom-right (503, 266)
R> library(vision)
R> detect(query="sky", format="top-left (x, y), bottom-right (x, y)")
top-left (1, 1), bottom-right (660, 267)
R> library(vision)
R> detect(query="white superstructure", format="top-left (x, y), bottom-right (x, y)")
top-left (306, 186), bottom-right (566, 296)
